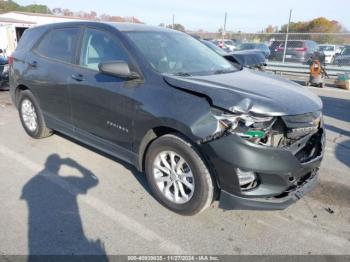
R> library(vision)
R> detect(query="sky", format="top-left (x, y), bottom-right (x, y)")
top-left (16, 0), bottom-right (350, 32)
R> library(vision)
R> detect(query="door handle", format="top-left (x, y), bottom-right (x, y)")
top-left (71, 74), bottom-right (84, 82)
top-left (28, 61), bottom-right (37, 68)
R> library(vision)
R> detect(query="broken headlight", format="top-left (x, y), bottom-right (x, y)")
top-left (211, 108), bottom-right (276, 144)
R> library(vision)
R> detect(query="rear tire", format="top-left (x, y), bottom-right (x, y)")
top-left (18, 90), bottom-right (52, 139)
top-left (145, 134), bottom-right (214, 215)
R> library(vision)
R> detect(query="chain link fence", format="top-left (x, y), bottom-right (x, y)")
top-left (195, 32), bottom-right (350, 67)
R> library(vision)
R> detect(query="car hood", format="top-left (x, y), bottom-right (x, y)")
top-left (164, 69), bottom-right (322, 116)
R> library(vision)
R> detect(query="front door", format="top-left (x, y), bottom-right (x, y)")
top-left (69, 27), bottom-right (141, 161)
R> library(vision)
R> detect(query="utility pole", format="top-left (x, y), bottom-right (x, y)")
top-left (172, 14), bottom-right (175, 29)
top-left (222, 12), bottom-right (227, 41)
top-left (282, 9), bottom-right (292, 63)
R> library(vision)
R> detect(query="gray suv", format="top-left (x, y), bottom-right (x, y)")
top-left (275, 40), bottom-right (318, 63)
top-left (9, 22), bottom-right (325, 215)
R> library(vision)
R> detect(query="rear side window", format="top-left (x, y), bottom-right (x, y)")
top-left (16, 27), bottom-right (47, 52)
top-left (36, 28), bottom-right (80, 63)
top-left (15, 30), bottom-right (30, 51)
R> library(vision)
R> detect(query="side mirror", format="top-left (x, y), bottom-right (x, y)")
top-left (98, 61), bottom-right (140, 80)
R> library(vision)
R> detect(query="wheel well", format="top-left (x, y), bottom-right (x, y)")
top-left (139, 126), bottom-right (220, 196)
top-left (138, 126), bottom-right (185, 172)
top-left (15, 84), bottom-right (29, 107)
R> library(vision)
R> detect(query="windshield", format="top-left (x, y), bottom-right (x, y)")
top-left (341, 47), bottom-right (350, 56)
top-left (126, 31), bottom-right (237, 75)
top-left (318, 45), bottom-right (334, 51)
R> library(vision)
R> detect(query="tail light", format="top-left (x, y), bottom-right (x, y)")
top-left (8, 56), bottom-right (14, 65)
top-left (295, 47), bottom-right (307, 52)
top-left (277, 46), bottom-right (307, 52)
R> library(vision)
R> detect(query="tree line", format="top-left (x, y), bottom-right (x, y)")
top-left (0, 0), bottom-right (143, 23)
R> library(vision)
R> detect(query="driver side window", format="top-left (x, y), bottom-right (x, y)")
top-left (80, 28), bottom-right (129, 71)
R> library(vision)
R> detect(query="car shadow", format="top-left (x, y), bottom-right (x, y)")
top-left (335, 139), bottom-right (350, 168)
top-left (324, 124), bottom-right (350, 168)
top-left (21, 154), bottom-right (109, 261)
top-left (319, 95), bottom-right (350, 123)
top-left (325, 124), bottom-right (350, 139)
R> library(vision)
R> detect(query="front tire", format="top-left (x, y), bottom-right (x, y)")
top-left (18, 90), bottom-right (52, 139)
top-left (145, 134), bottom-right (214, 215)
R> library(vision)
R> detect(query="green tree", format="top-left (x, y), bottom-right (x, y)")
top-left (22, 4), bottom-right (51, 14)
top-left (281, 17), bottom-right (344, 33)
top-left (264, 25), bottom-right (276, 33)
top-left (167, 23), bottom-right (186, 32)
top-left (0, 0), bottom-right (21, 13)
top-left (0, 0), bottom-right (51, 14)
top-left (306, 17), bottom-right (342, 33)
top-left (280, 17), bottom-right (348, 44)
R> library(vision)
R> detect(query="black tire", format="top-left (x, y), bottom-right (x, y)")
top-left (18, 90), bottom-right (52, 139)
top-left (145, 134), bottom-right (214, 215)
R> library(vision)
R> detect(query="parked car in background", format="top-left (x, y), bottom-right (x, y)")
top-left (230, 50), bottom-right (267, 70)
top-left (211, 39), bottom-right (235, 52)
top-left (10, 22), bottom-right (324, 215)
top-left (223, 40), bottom-right (236, 52)
top-left (236, 43), bottom-right (271, 58)
top-left (268, 40), bottom-right (282, 60)
top-left (317, 44), bottom-right (341, 64)
top-left (201, 40), bottom-right (266, 70)
top-left (274, 40), bottom-right (318, 63)
top-left (0, 54), bottom-right (9, 90)
top-left (231, 39), bottom-right (241, 46)
top-left (334, 45), bottom-right (350, 66)
top-left (212, 39), bottom-right (226, 49)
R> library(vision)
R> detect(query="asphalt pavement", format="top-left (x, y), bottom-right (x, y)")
top-left (0, 85), bottom-right (349, 256)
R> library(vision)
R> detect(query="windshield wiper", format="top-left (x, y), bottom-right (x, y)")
top-left (173, 72), bottom-right (192, 77)
top-left (213, 69), bottom-right (236, 75)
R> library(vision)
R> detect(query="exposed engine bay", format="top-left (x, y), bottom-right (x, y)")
top-left (203, 109), bottom-right (323, 163)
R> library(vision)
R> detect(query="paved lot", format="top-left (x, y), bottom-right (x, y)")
top-left (0, 85), bottom-right (349, 256)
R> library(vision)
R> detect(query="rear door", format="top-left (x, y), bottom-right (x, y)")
top-left (69, 27), bottom-right (142, 160)
top-left (26, 27), bottom-right (81, 131)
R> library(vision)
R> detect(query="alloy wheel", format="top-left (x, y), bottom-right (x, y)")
top-left (153, 150), bottom-right (195, 204)
top-left (21, 99), bottom-right (38, 132)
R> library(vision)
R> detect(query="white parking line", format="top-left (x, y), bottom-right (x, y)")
top-left (0, 143), bottom-right (184, 254)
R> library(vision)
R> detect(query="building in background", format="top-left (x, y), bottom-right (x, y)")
top-left (0, 11), bottom-right (87, 55)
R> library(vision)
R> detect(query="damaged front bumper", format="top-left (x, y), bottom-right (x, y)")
top-left (219, 170), bottom-right (318, 210)
top-left (201, 127), bottom-right (325, 210)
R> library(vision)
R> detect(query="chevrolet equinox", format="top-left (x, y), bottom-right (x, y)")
top-left (10, 22), bottom-right (325, 215)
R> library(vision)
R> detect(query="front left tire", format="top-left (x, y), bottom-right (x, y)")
top-left (145, 134), bottom-right (215, 216)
